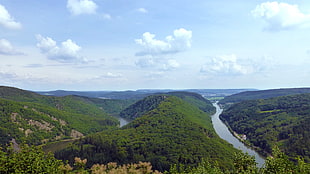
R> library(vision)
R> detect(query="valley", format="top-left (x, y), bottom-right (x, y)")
top-left (1, 86), bottom-right (310, 173)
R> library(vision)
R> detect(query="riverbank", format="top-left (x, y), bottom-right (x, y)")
top-left (219, 110), bottom-right (271, 158)
top-left (211, 102), bottom-right (265, 167)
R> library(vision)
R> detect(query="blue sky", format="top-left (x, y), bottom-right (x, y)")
top-left (1, 0), bottom-right (310, 91)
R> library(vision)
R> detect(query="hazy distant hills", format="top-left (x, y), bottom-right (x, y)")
top-left (219, 88), bottom-right (310, 105)
top-left (36, 88), bottom-right (256, 100)
top-left (55, 93), bottom-right (239, 172)
top-left (220, 93), bottom-right (310, 162)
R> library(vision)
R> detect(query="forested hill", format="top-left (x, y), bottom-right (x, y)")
top-left (0, 86), bottom-right (119, 146)
top-left (55, 95), bottom-right (239, 172)
top-left (0, 86), bottom-right (117, 117)
top-left (219, 88), bottom-right (310, 105)
top-left (119, 91), bottom-right (215, 120)
top-left (220, 93), bottom-right (310, 162)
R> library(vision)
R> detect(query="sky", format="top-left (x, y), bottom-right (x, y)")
top-left (1, 0), bottom-right (310, 91)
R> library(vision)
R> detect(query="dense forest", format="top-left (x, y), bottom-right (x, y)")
top-left (55, 95), bottom-right (239, 172)
top-left (2, 86), bottom-right (310, 173)
top-left (220, 93), bottom-right (310, 162)
top-left (0, 86), bottom-right (119, 146)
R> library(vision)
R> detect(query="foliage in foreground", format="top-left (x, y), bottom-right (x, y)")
top-left (1, 144), bottom-right (310, 174)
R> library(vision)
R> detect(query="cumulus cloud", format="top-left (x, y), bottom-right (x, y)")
top-left (0, 4), bottom-right (21, 29)
top-left (67, 0), bottom-right (97, 15)
top-left (252, 1), bottom-right (310, 31)
top-left (135, 28), bottom-right (192, 56)
top-left (100, 72), bottom-right (123, 79)
top-left (200, 54), bottom-right (254, 76)
top-left (36, 35), bottom-right (86, 63)
top-left (135, 57), bottom-right (155, 68)
top-left (136, 57), bottom-right (180, 71)
top-left (0, 39), bottom-right (23, 55)
top-left (137, 8), bottom-right (148, 13)
top-left (102, 13), bottom-right (112, 20)
top-left (144, 71), bottom-right (165, 79)
top-left (162, 59), bottom-right (180, 70)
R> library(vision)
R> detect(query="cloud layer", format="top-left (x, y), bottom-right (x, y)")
top-left (36, 35), bottom-right (86, 63)
top-left (67, 0), bottom-right (97, 15)
top-left (0, 39), bottom-right (23, 55)
top-left (0, 4), bottom-right (21, 29)
top-left (252, 1), bottom-right (310, 31)
top-left (135, 28), bottom-right (192, 56)
top-left (200, 54), bottom-right (254, 76)
top-left (137, 8), bottom-right (148, 14)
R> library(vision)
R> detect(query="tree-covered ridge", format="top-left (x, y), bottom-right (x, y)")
top-left (55, 95), bottom-right (239, 172)
top-left (219, 88), bottom-right (310, 105)
top-left (84, 97), bottom-right (136, 116)
top-left (220, 93), bottom-right (310, 162)
top-left (0, 86), bottom-right (115, 119)
top-left (0, 86), bottom-right (120, 146)
top-left (119, 95), bottom-right (168, 119)
top-left (0, 98), bottom-right (118, 146)
top-left (119, 91), bottom-right (215, 120)
top-left (167, 91), bottom-right (216, 114)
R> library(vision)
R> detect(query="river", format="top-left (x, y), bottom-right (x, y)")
top-left (117, 116), bottom-right (131, 127)
top-left (211, 102), bottom-right (265, 167)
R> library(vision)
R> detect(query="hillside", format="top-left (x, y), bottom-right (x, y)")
top-left (219, 88), bottom-right (310, 105)
top-left (220, 93), bottom-right (310, 162)
top-left (168, 91), bottom-right (215, 113)
top-left (119, 91), bottom-right (216, 120)
top-left (0, 86), bottom-right (119, 146)
top-left (55, 95), bottom-right (239, 172)
top-left (0, 86), bottom-right (117, 118)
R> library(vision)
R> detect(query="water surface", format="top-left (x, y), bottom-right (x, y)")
top-left (211, 102), bottom-right (265, 167)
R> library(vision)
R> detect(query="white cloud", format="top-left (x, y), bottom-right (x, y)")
top-left (67, 0), bottom-right (97, 15)
top-left (0, 39), bottom-right (23, 55)
top-left (135, 28), bottom-right (192, 56)
top-left (162, 59), bottom-right (180, 70)
top-left (144, 71), bottom-right (165, 79)
top-left (252, 1), bottom-right (310, 31)
top-left (102, 13), bottom-right (112, 20)
top-left (136, 57), bottom-right (180, 71)
top-left (135, 57), bottom-right (155, 68)
top-left (0, 4), bottom-right (22, 29)
top-left (137, 8), bottom-right (148, 13)
top-left (100, 72), bottom-right (123, 79)
top-left (200, 54), bottom-right (253, 76)
top-left (36, 35), bottom-right (86, 63)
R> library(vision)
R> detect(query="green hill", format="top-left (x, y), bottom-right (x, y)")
top-left (0, 86), bottom-right (119, 146)
top-left (168, 91), bottom-right (215, 113)
top-left (219, 88), bottom-right (310, 106)
top-left (55, 95), bottom-right (239, 172)
top-left (220, 93), bottom-right (310, 162)
top-left (119, 91), bottom-right (215, 120)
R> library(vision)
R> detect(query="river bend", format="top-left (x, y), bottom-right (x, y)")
top-left (211, 102), bottom-right (265, 167)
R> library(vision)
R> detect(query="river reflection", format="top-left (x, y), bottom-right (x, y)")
top-left (117, 117), bottom-right (131, 127)
top-left (211, 102), bottom-right (265, 167)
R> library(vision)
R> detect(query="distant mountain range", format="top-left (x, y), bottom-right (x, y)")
top-left (36, 88), bottom-right (257, 99)
top-left (219, 88), bottom-right (310, 105)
